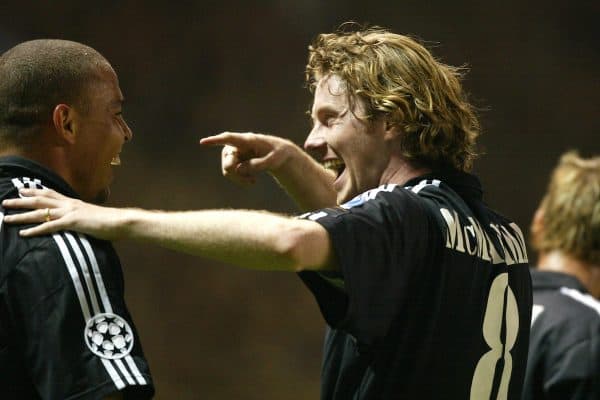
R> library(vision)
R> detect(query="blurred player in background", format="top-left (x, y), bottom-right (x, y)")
top-left (0, 39), bottom-right (154, 399)
top-left (3, 26), bottom-right (532, 399)
top-left (522, 151), bottom-right (599, 400)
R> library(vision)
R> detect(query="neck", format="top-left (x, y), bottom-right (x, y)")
top-left (0, 144), bottom-right (76, 192)
top-left (538, 250), bottom-right (600, 299)
top-left (380, 156), bottom-right (431, 186)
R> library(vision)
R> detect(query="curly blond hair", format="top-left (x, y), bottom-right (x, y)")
top-left (532, 151), bottom-right (600, 265)
top-left (306, 26), bottom-right (480, 171)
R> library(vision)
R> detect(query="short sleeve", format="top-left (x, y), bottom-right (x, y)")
top-left (299, 187), bottom-right (437, 345)
top-left (6, 233), bottom-right (154, 399)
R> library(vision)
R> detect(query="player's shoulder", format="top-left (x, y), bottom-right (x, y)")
top-left (401, 177), bottom-right (475, 214)
top-left (0, 205), bottom-right (58, 279)
top-left (532, 289), bottom-right (600, 365)
top-left (553, 287), bottom-right (600, 321)
top-left (535, 286), bottom-right (600, 334)
top-left (1, 179), bottom-right (57, 267)
top-left (0, 175), bottom-right (20, 203)
top-left (339, 183), bottom-right (421, 209)
top-left (1, 218), bottom-right (113, 288)
top-left (0, 234), bottom-right (71, 311)
top-left (298, 184), bottom-right (432, 227)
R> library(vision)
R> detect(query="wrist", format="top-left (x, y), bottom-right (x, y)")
top-left (111, 207), bottom-right (143, 240)
top-left (268, 140), bottom-right (302, 178)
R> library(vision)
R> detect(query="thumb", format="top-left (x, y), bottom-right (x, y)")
top-left (236, 153), bottom-right (275, 175)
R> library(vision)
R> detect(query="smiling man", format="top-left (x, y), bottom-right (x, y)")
top-left (3, 27), bottom-right (532, 399)
top-left (0, 40), bottom-right (154, 399)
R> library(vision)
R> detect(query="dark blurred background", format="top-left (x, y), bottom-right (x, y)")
top-left (1, 1), bottom-right (597, 398)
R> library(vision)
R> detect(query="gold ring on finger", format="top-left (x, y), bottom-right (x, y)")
top-left (45, 208), bottom-right (51, 222)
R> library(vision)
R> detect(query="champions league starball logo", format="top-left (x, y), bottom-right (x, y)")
top-left (84, 313), bottom-right (134, 360)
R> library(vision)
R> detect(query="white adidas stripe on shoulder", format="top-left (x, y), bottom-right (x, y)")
top-left (560, 287), bottom-right (600, 316)
top-left (52, 232), bottom-right (148, 389)
top-left (64, 233), bottom-right (103, 316)
top-left (78, 234), bottom-right (114, 314)
top-left (409, 179), bottom-right (441, 194)
top-left (5, 177), bottom-right (44, 232)
top-left (53, 234), bottom-right (92, 321)
top-left (22, 177), bottom-right (41, 188)
top-left (11, 177), bottom-right (25, 190)
top-left (12, 177), bottom-right (43, 190)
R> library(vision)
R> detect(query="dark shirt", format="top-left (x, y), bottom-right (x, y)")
top-left (299, 171), bottom-right (532, 399)
top-left (0, 156), bottom-right (154, 399)
top-left (523, 270), bottom-right (600, 400)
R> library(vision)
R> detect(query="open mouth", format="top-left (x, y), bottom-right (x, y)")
top-left (322, 159), bottom-right (346, 179)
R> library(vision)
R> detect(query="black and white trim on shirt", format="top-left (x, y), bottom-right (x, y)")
top-left (11, 177), bottom-right (149, 391)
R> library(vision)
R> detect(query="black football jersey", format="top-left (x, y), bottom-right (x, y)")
top-left (299, 170), bottom-right (532, 399)
top-left (523, 270), bottom-right (600, 400)
top-left (0, 156), bottom-right (154, 399)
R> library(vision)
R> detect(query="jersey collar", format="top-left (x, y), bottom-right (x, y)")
top-left (530, 270), bottom-right (588, 293)
top-left (0, 155), bottom-right (80, 198)
top-left (403, 169), bottom-right (483, 201)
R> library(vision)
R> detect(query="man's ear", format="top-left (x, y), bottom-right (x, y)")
top-left (531, 206), bottom-right (545, 241)
top-left (383, 118), bottom-right (402, 141)
top-left (52, 104), bottom-right (77, 144)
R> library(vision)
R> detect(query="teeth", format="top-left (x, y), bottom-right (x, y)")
top-left (110, 155), bottom-right (121, 166)
top-left (322, 159), bottom-right (345, 175)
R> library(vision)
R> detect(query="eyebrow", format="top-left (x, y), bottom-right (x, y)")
top-left (311, 104), bottom-right (340, 119)
top-left (312, 104), bottom-right (352, 123)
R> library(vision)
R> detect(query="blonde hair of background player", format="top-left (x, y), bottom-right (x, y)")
top-left (532, 151), bottom-right (600, 266)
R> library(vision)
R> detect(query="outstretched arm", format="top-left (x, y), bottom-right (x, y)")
top-left (2, 189), bottom-right (334, 272)
top-left (201, 132), bottom-right (337, 211)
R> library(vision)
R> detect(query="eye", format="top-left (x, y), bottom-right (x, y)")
top-left (114, 111), bottom-right (126, 123)
top-left (324, 116), bottom-right (337, 127)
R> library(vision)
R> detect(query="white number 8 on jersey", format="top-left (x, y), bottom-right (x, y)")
top-left (470, 273), bottom-right (519, 399)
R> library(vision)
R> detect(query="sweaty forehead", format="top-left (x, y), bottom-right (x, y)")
top-left (316, 75), bottom-right (347, 97)
top-left (313, 75), bottom-right (349, 111)
top-left (312, 74), bottom-right (370, 119)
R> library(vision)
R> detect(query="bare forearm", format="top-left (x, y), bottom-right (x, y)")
top-left (271, 146), bottom-right (337, 211)
top-left (118, 208), bottom-right (332, 271)
top-left (2, 188), bottom-right (334, 271)
top-left (201, 133), bottom-right (336, 211)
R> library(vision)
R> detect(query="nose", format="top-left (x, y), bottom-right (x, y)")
top-left (304, 127), bottom-right (327, 161)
